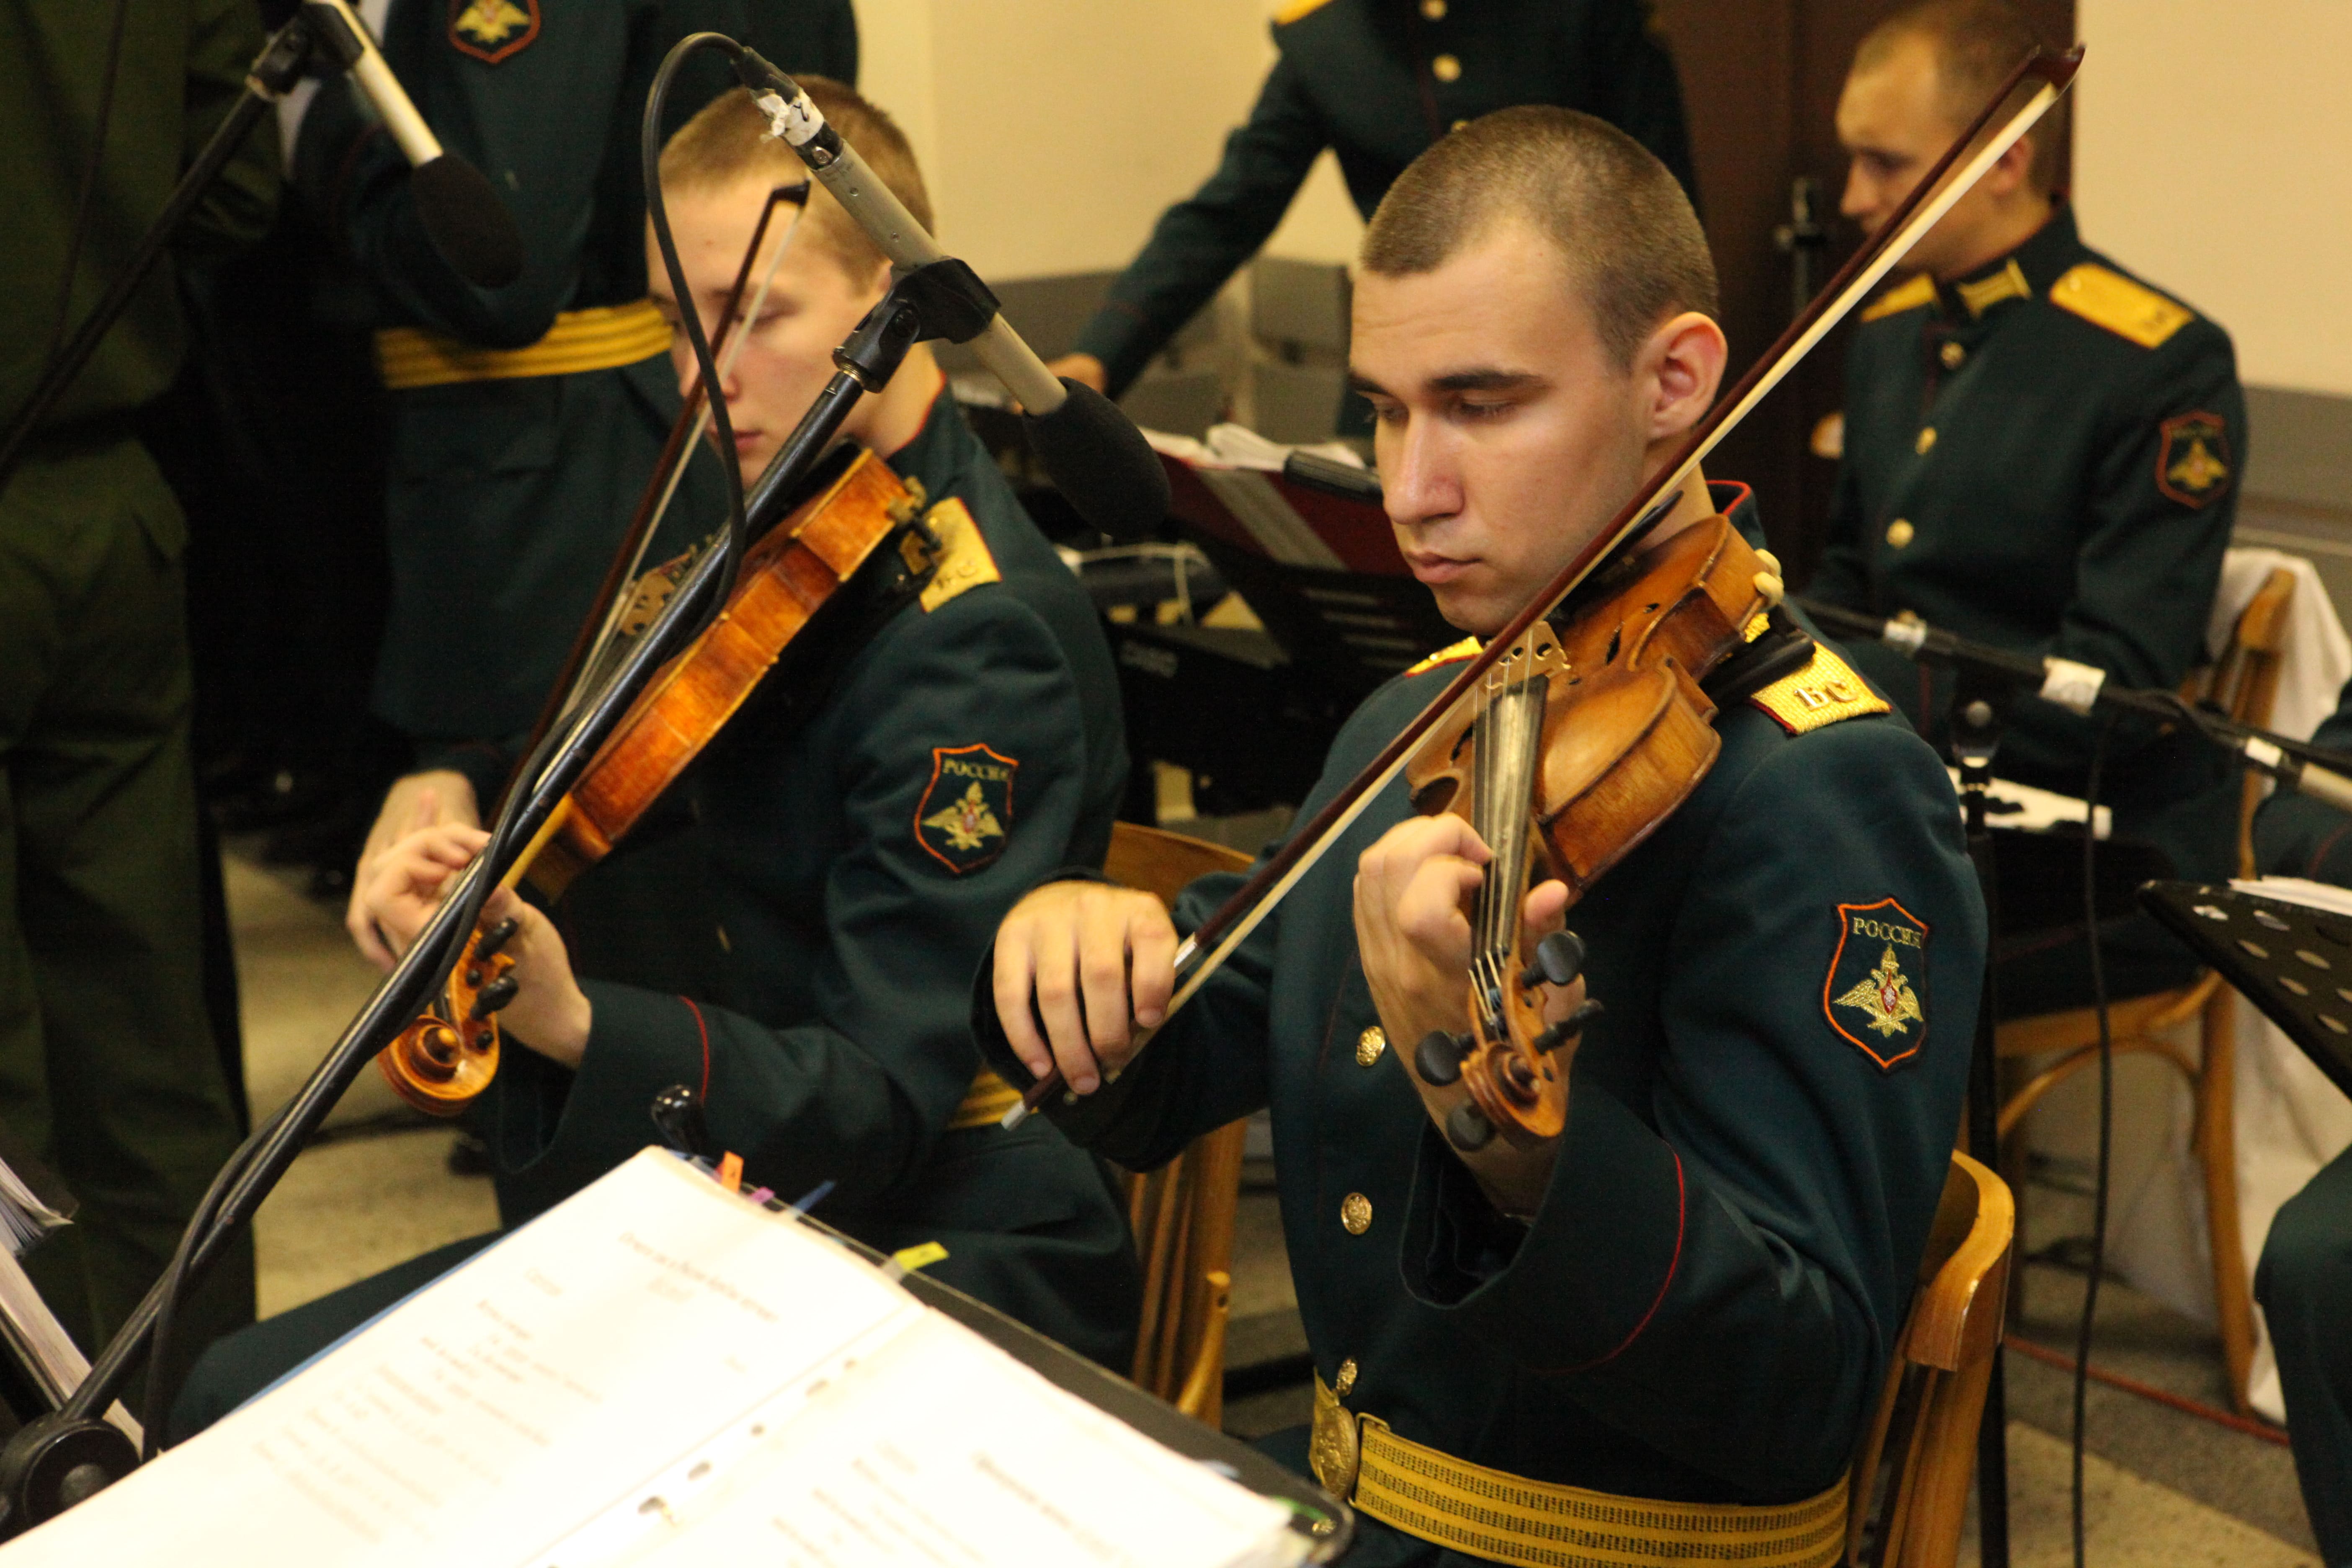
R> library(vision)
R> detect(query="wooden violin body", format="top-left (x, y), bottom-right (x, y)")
top-left (378, 448), bottom-right (926, 1116)
top-left (1403, 513), bottom-right (1771, 1145)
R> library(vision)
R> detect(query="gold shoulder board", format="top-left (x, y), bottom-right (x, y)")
top-left (1404, 636), bottom-right (1482, 677)
top-left (2049, 263), bottom-right (2194, 348)
top-left (1860, 274), bottom-right (1936, 322)
top-left (1749, 644), bottom-right (1891, 735)
top-left (1273, 0), bottom-right (1338, 23)
top-left (918, 498), bottom-right (1001, 612)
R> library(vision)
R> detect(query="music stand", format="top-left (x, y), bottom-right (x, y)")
top-left (2141, 881), bottom-right (2352, 1101)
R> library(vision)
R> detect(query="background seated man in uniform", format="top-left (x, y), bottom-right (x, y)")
top-left (984, 108), bottom-right (1984, 1566)
top-left (173, 81), bottom-right (1136, 1439)
top-left (2238, 679), bottom-right (2352, 1568)
top-left (1807, 0), bottom-right (2245, 1016)
top-left (1049, 0), bottom-right (1696, 400)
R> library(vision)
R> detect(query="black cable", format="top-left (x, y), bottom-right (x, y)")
top-left (2072, 715), bottom-right (2117, 1568)
top-left (34, 0), bottom-right (134, 387)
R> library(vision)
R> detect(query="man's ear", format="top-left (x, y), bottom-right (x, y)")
top-left (1638, 311), bottom-right (1729, 444)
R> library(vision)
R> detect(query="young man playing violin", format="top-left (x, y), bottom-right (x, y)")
top-left (982, 108), bottom-right (1986, 1566)
top-left (171, 80), bottom-right (1137, 1436)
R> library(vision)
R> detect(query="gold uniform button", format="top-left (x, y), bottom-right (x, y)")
top-left (1431, 53), bottom-right (1462, 83)
top-left (1341, 1193), bottom-right (1373, 1234)
top-left (1420, 0), bottom-right (1446, 17)
top-left (1335, 1358), bottom-right (1359, 1395)
top-left (1915, 426), bottom-right (1937, 455)
top-left (1356, 1026), bottom-right (1387, 1066)
top-left (1940, 340), bottom-right (1966, 369)
top-left (1886, 518), bottom-right (1916, 549)
top-left (1450, 118), bottom-right (1470, 132)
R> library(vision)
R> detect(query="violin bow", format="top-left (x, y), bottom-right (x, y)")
top-left (498, 182), bottom-right (811, 813)
top-left (1009, 44), bottom-right (2084, 1124)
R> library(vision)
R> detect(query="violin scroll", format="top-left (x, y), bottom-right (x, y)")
top-left (377, 916), bottom-right (521, 1116)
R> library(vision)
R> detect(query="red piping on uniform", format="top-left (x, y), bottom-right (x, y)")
top-left (2306, 820), bottom-right (2352, 882)
top-left (678, 995), bottom-right (713, 1099)
top-left (1565, 1146), bottom-right (1687, 1372)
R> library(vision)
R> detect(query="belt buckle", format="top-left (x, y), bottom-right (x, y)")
top-left (1308, 1376), bottom-right (1361, 1499)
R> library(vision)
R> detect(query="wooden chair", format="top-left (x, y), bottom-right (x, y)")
top-left (1992, 566), bottom-right (2295, 1413)
top-left (1102, 821), bottom-right (1257, 1425)
top-left (1846, 1151), bottom-right (2017, 1568)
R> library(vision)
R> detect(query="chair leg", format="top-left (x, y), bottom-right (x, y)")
top-left (2196, 988), bottom-right (2257, 1413)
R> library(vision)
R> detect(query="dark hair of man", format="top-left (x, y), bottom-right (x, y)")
top-left (659, 77), bottom-right (935, 279)
top-left (1854, 0), bottom-right (2068, 195)
top-left (1359, 106), bottom-right (1719, 373)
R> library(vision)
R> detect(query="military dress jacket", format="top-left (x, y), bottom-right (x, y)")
top-left (1073, 0), bottom-right (1695, 395)
top-left (981, 497), bottom-right (1983, 1563)
top-left (291, 0), bottom-right (858, 739)
top-left (2256, 676), bottom-right (2352, 882)
top-left (1810, 205), bottom-right (2245, 888)
top-left (484, 388), bottom-right (1140, 1368)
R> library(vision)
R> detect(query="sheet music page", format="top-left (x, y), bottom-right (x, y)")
top-left (569, 1311), bottom-right (1302, 1568)
top-left (2235, 876), bottom-right (2352, 918)
top-left (0, 1150), bottom-right (923, 1568)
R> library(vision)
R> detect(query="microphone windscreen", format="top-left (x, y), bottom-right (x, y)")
top-left (1020, 379), bottom-right (1171, 543)
top-left (411, 155), bottom-right (525, 289)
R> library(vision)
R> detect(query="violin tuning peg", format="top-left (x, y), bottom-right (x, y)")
top-left (1414, 1030), bottom-right (1470, 1087)
top-left (1445, 1102), bottom-right (1495, 1153)
top-left (1519, 930), bottom-right (1586, 991)
top-left (468, 973), bottom-right (521, 1019)
top-left (474, 916), bottom-right (522, 959)
top-left (1536, 998), bottom-right (1606, 1053)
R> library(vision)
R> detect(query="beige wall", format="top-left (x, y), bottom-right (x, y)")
top-left (2074, 0), bottom-right (2352, 397)
top-left (851, 0), bottom-right (1364, 280)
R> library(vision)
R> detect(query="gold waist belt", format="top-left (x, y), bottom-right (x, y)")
top-left (1310, 1375), bottom-right (1848, 1568)
top-left (946, 1068), bottom-right (1021, 1132)
top-left (374, 299), bottom-right (672, 390)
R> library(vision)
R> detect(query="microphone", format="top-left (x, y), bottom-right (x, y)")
top-left (1798, 596), bottom-right (2352, 810)
top-left (727, 50), bottom-right (1170, 542)
top-left (302, 0), bottom-right (525, 289)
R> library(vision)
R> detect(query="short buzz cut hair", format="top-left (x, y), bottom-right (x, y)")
top-left (1359, 107), bottom-right (1718, 372)
top-left (658, 78), bottom-right (934, 280)
top-left (1854, 0), bottom-right (2068, 195)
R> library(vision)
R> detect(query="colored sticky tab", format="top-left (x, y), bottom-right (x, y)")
top-left (714, 1152), bottom-right (744, 1192)
top-left (890, 1241), bottom-right (949, 1274)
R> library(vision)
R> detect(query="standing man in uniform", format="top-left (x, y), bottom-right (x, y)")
top-left (1808, 0), bottom-right (2245, 1015)
top-left (987, 108), bottom-right (1983, 1565)
top-left (2234, 685), bottom-right (2352, 1568)
top-left (175, 80), bottom-right (1137, 1439)
top-left (321, 0), bottom-right (856, 993)
top-left (1050, 0), bottom-right (1696, 401)
top-left (0, 3), bottom-right (276, 1369)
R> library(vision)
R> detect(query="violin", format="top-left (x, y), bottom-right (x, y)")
top-left (375, 447), bottom-right (929, 1115)
top-left (1008, 44), bottom-right (2082, 1127)
top-left (1402, 515), bottom-right (1771, 1147)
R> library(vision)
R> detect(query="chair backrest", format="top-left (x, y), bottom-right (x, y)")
top-left (2182, 567), bottom-right (2295, 875)
top-left (1846, 1151), bottom-right (2016, 1568)
top-left (1103, 821), bottom-right (1256, 1423)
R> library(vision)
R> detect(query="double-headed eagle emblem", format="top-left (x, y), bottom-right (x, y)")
top-left (1834, 946), bottom-right (1925, 1038)
top-left (921, 782), bottom-right (1004, 854)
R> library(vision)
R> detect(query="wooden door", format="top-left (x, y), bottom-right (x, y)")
top-left (1652, 0), bottom-right (2073, 582)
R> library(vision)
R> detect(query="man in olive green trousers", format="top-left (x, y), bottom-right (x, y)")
top-left (0, 1), bottom-right (278, 1381)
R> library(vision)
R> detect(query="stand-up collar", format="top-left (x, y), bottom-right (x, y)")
top-left (1936, 203), bottom-right (2083, 323)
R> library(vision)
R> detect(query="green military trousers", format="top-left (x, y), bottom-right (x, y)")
top-left (0, 431), bottom-right (253, 1374)
top-left (2257, 1144), bottom-right (2352, 1568)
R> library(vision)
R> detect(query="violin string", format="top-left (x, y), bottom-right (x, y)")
top-left (562, 192), bottom-right (807, 723)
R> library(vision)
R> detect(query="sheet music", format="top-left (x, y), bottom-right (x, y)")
top-left (0, 1151), bottom-right (1301, 1568)
top-left (2230, 876), bottom-right (2352, 918)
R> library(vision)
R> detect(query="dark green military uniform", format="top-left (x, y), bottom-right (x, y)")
top-left (1810, 204), bottom-right (2246, 1016)
top-left (2248, 677), bottom-right (2352, 1568)
top-left (174, 387), bottom-right (1139, 1439)
top-left (1073, 0), bottom-right (1695, 397)
top-left (0, 1), bottom-right (275, 1367)
top-left (983, 493), bottom-right (1983, 1566)
top-left (295, 0), bottom-right (856, 746)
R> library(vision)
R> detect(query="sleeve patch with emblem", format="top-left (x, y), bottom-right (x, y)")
top-left (2156, 411), bottom-right (2231, 508)
top-left (1823, 899), bottom-right (1931, 1070)
top-left (449, 0), bottom-right (540, 62)
top-left (915, 744), bottom-right (1018, 874)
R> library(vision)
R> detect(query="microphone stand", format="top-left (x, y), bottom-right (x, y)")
top-left (0, 7), bottom-right (361, 493)
top-left (0, 282), bottom-right (928, 1536)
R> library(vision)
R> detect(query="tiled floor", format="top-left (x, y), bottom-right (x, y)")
top-left (227, 843), bottom-right (2326, 1563)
